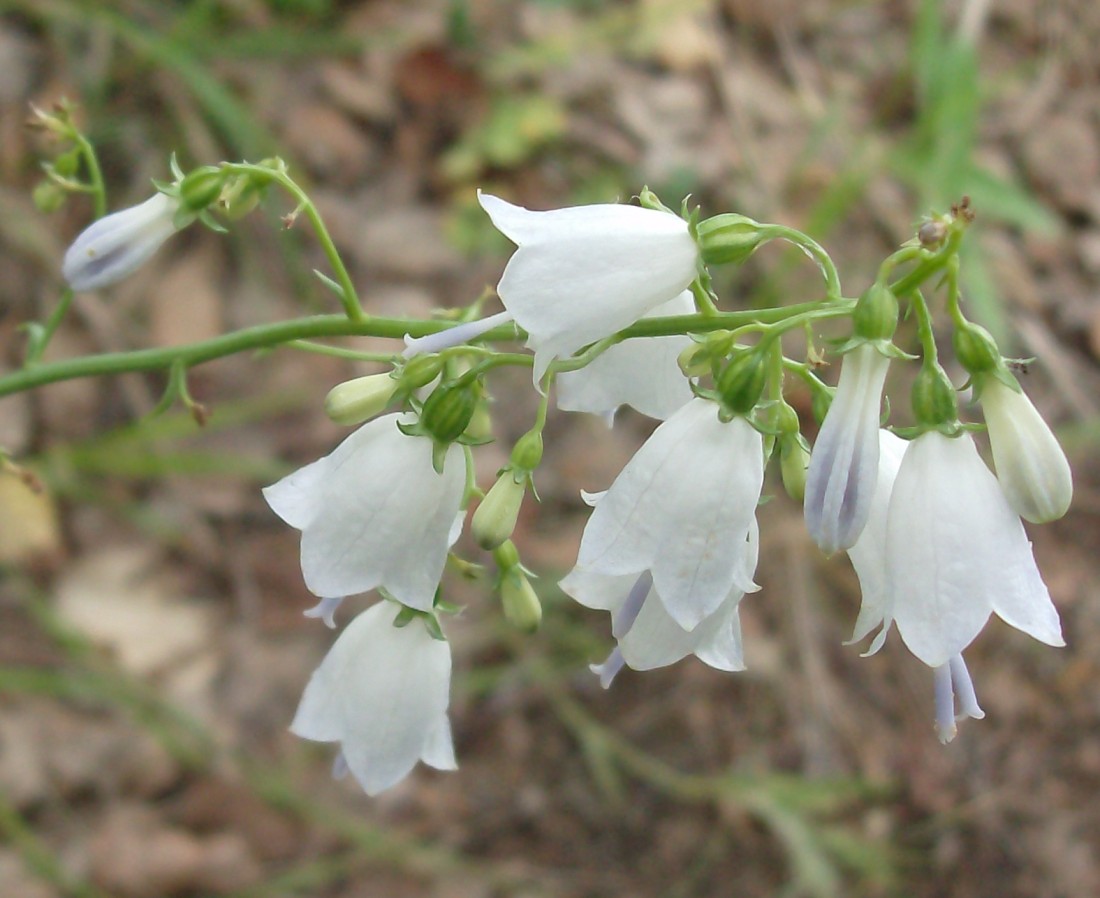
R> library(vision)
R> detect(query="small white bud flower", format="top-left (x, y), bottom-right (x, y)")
top-left (62, 193), bottom-right (185, 292)
top-left (980, 378), bottom-right (1073, 523)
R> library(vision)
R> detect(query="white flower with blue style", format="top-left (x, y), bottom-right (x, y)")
top-left (980, 377), bottom-right (1073, 524)
top-left (291, 601), bottom-right (456, 796)
top-left (804, 343), bottom-right (891, 555)
top-left (478, 192), bottom-right (699, 384)
top-left (883, 430), bottom-right (1064, 668)
top-left (561, 522), bottom-right (756, 686)
top-left (555, 290), bottom-right (695, 422)
top-left (845, 429), bottom-right (1017, 741)
top-left (263, 412), bottom-right (466, 612)
top-left (63, 192), bottom-right (186, 292)
top-left (562, 397), bottom-right (763, 635)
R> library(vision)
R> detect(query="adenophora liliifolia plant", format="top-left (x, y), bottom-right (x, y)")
top-left (7, 110), bottom-right (1075, 792)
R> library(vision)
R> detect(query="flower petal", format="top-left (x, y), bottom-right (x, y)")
top-left (269, 414), bottom-right (465, 610)
top-left (575, 399), bottom-right (763, 629)
top-left (479, 192), bottom-right (699, 383)
top-left (847, 429), bottom-right (909, 646)
top-left (556, 291), bottom-right (695, 420)
top-left (804, 344), bottom-right (890, 554)
top-left (290, 602), bottom-right (453, 796)
top-left (887, 432), bottom-right (1061, 667)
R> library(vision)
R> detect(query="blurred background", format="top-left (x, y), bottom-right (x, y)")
top-left (1, 1), bottom-right (1099, 896)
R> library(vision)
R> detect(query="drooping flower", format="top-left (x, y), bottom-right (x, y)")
top-left (563, 397), bottom-right (763, 632)
top-left (63, 192), bottom-right (186, 292)
top-left (478, 192), bottom-right (699, 384)
top-left (883, 430), bottom-right (1064, 668)
top-left (804, 343), bottom-right (891, 555)
top-left (555, 291), bottom-right (695, 421)
top-left (263, 413), bottom-right (466, 612)
top-left (291, 601), bottom-right (456, 796)
top-left (846, 429), bottom-right (909, 652)
top-left (980, 378), bottom-right (1073, 524)
top-left (561, 520), bottom-right (757, 686)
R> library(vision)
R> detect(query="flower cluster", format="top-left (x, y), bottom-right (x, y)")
top-left (58, 174), bottom-right (1073, 792)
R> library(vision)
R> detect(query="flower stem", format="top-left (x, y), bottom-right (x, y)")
top-left (222, 162), bottom-right (365, 321)
top-left (0, 302), bottom-right (854, 401)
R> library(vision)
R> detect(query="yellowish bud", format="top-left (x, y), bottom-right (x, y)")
top-left (500, 567), bottom-right (542, 632)
top-left (323, 373), bottom-right (397, 425)
top-left (471, 472), bottom-right (526, 550)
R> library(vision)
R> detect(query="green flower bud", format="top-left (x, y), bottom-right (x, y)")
top-left (472, 472), bottom-right (526, 550)
top-left (717, 347), bottom-right (769, 418)
top-left (421, 381), bottom-right (478, 445)
top-left (499, 566), bottom-right (542, 632)
top-left (510, 429), bottom-right (543, 471)
top-left (32, 180), bottom-right (66, 214)
top-left (952, 318), bottom-right (1001, 377)
top-left (911, 364), bottom-right (958, 430)
top-left (493, 539), bottom-right (520, 571)
top-left (464, 401), bottom-right (494, 443)
top-left (780, 436), bottom-right (810, 502)
top-left (218, 177), bottom-right (264, 220)
top-left (852, 283), bottom-right (898, 343)
top-left (696, 213), bottom-right (766, 266)
top-left (179, 166), bottom-right (227, 213)
top-left (323, 373), bottom-right (397, 425)
top-left (400, 354), bottom-right (444, 391)
top-left (52, 149), bottom-right (81, 178)
top-left (811, 386), bottom-right (833, 425)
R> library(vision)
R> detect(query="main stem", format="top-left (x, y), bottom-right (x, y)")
top-left (0, 302), bottom-right (851, 400)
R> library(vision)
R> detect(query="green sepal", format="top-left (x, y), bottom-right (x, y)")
top-left (312, 269), bottom-right (345, 298)
top-left (827, 335), bottom-right (916, 361)
top-left (197, 209), bottom-right (228, 234)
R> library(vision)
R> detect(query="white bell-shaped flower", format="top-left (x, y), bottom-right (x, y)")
top-left (804, 343), bottom-right (891, 555)
top-left (980, 378), bottom-right (1073, 524)
top-left (555, 291), bottom-right (695, 421)
top-left (291, 601), bottom-right (456, 796)
top-left (561, 521), bottom-right (757, 686)
top-left (846, 429), bottom-right (909, 652)
top-left (63, 192), bottom-right (184, 292)
top-left (565, 397), bottom-right (763, 631)
top-left (263, 413), bottom-right (466, 612)
top-left (478, 192), bottom-right (699, 384)
top-left (884, 431), bottom-right (1064, 668)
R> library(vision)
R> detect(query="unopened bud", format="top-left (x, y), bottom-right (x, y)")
top-left (33, 180), bottom-right (66, 213)
top-left (62, 192), bottom-right (185, 292)
top-left (472, 472), bottom-right (526, 550)
top-left (421, 381), bottom-right (478, 445)
top-left (52, 149), bottom-right (81, 178)
top-left (780, 436), bottom-right (810, 502)
top-left (510, 429), bottom-right (543, 471)
top-left (717, 346), bottom-right (769, 418)
top-left (852, 283), bottom-right (898, 343)
top-left (952, 319), bottom-right (1000, 376)
top-left (179, 166), bottom-right (227, 212)
top-left (500, 567), bottom-right (542, 632)
top-left (324, 373), bottom-right (397, 425)
top-left (400, 354), bottom-right (444, 391)
top-left (696, 213), bottom-right (767, 266)
top-left (911, 364), bottom-right (958, 430)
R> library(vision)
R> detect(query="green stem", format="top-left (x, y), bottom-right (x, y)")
top-left (0, 300), bottom-right (856, 401)
top-left (23, 288), bottom-right (75, 366)
top-left (909, 290), bottom-right (938, 363)
top-left (222, 162), bottom-right (365, 321)
top-left (886, 227), bottom-right (964, 298)
top-left (73, 131), bottom-right (107, 219)
top-left (765, 225), bottom-right (843, 301)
